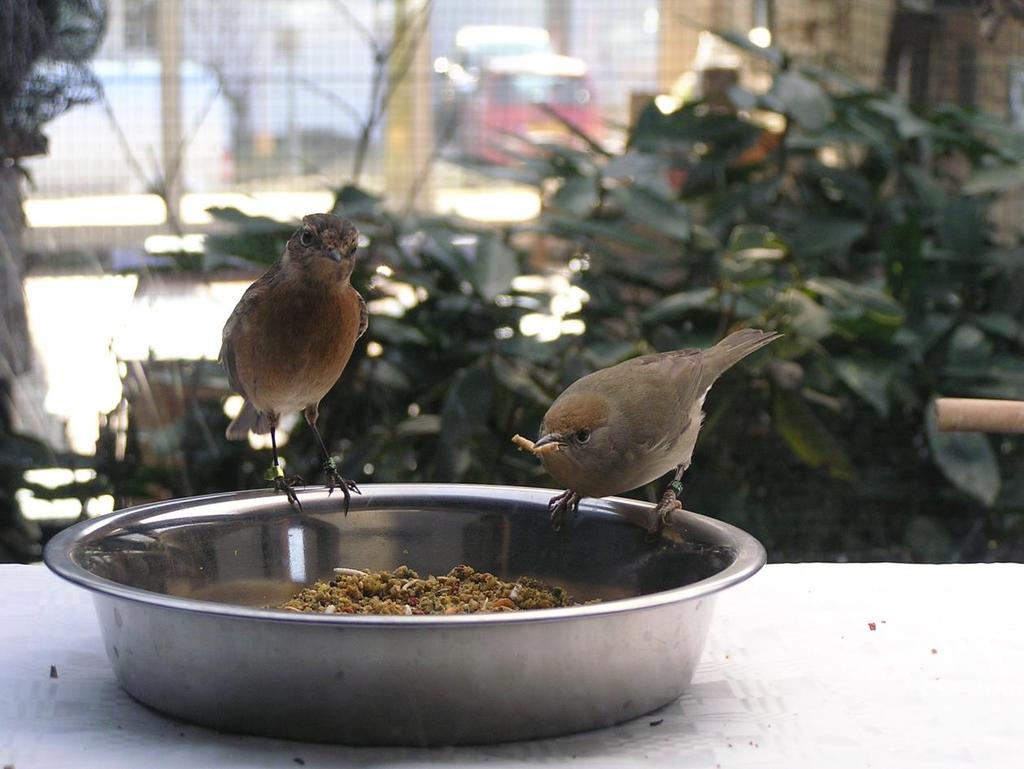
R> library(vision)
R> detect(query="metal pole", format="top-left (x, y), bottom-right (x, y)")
top-left (158, 0), bottom-right (183, 231)
top-left (545, 0), bottom-right (572, 54)
top-left (384, 0), bottom-right (433, 210)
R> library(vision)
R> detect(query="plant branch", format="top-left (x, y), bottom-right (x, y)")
top-left (100, 84), bottom-right (222, 238)
top-left (332, 0), bottom-right (382, 57)
top-left (378, 0), bottom-right (434, 118)
top-left (349, 0), bottom-right (434, 185)
top-left (535, 102), bottom-right (612, 157)
top-left (297, 76), bottom-right (363, 126)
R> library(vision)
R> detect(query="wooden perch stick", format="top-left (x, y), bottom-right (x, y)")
top-left (933, 398), bottom-right (1024, 434)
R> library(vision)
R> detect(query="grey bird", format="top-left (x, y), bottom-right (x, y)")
top-left (526, 328), bottom-right (781, 535)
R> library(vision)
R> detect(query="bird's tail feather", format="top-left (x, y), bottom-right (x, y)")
top-left (703, 328), bottom-right (782, 384)
top-left (225, 399), bottom-right (270, 441)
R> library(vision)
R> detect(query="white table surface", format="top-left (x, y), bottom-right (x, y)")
top-left (2, 562), bottom-right (1021, 768)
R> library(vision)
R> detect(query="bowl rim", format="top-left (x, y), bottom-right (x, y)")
top-left (44, 483), bottom-right (766, 626)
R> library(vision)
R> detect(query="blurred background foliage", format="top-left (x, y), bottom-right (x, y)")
top-left (1, 0), bottom-right (107, 561)
top-left (8, 32), bottom-right (1024, 563)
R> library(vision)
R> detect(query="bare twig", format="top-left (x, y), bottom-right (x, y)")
top-left (162, 85), bottom-right (223, 234)
top-left (387, 0), bottom-right (433, 70)
top-left (344, 0), bottom-right (434, 184)
top-left (99, 94), bottom-right (154, 195)
top-left (296, 76), bottom-right (363, 127)
top-left (100, 84), bottom-right (222, 237)
top-left (379, 0), bottom-right (434, 117)
top-left (331, 0), bottom-right (382, 57)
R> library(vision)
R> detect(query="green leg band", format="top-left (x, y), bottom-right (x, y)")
top-left (668, 480), bottom-right (684, 497)
top-left (265, 465), bottom-right (285, 481)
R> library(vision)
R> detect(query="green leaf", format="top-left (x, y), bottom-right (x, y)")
top-left (726, 224), bottom-right (787, 261)
top-left (809, 163), bottom-right (873, 213)
top-left (690, 224), bottom-right (723, 252)
top-left (630, 102), bottom-right (762, 151)
top-left (395, 415), bottom-right (442, 436)
top-left (471, 234), bottom-right (519, 301)
top-left (903, 166), bottom-right (947, 211)
top-left (642, 287), bottom-right (717, 324)
top-left (584, 340), bottom-right (641, 369)
top-left (369, 316), bottom-right (430, 346)
top-left (420, 224), bottom-right (473, 276)
top-left (437, 366), bottom-right (494, 480)
top-left (771, 72), bottom-right (834, 131)
top-left (206, 207), bottom-right (291, 232)
top-left (966, 113), bottom-right (1024, 159)
top-left (963, 165), bottom-right (1024, 195)
top-left (533, 102), bottom-right (611, 157)
top-left (532, 213), bottom-right (661, 251)
top-left (491, 356), bottom-right (550, 407)
top-left (772, 389), bottom-right (855, 480)
top-left (603, 152), bottom-right (676, 197)
top-left (334, 184), bottom-right (384, 218)
top-left (805, 277), bottom-right (905, 327)
top-left (366, 359), bottom-right (412, 390)
top-left (790, 218), bottom-right (866, 258)
top-left (719, 225), bottom-right (788, 284)
top-left (727, 85), bottom-right (759, 112)
top-left (866, 98), bottom-right (935, 139)
top-left (775, 289), bottom-right (832, 340)
top-left (894, 313), bottom-right (956, 359)
top-left (800, 63), bottom-right (870, 95)
top-left (0, 432), bottom-right (54, 469)
top-left (834, 358), bottom-right (892, 417)
top-left (972, 313), bottom-right (1022, 344)
top-left (938, 198), bottom-right (985, 257)
top-left (947, 324), bottom-right (992, 368)
top-left (925, 403), bottom-right (1000, 506)
top-left (550, 175), bottom-right (599, 216)
top-left (905, 516), bottom-right (954, 562)
top-left (609, 184), bottom-right (690, 241)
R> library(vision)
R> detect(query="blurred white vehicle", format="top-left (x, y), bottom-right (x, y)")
top-left (434, 25), bottom-right (553, 134)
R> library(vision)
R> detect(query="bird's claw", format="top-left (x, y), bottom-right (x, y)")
top-left (271, 473), bottom-right (305, 511)
top-left (547, 489), bottom-right (581, 531)
top-left (323, 457), bottom-right (360, 516)
top-left (646, 482), bottom-right (683, 540)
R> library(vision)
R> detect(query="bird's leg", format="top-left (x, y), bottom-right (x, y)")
top-left (304, 405), bottom-right (360, 515)
top-left (265, 420), bottom-right (304, 511)
top-left (547, 489), bottom-right (581, 531)
top-left (647, 461), bottom-right (690, 537)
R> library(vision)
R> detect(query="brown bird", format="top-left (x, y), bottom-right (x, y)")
top-left (523, 328), bottom-right (780, 535)
top-left (220, 213), bottom-right (368, 511)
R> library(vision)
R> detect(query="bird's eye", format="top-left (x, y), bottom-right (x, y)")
top-left (299, 229), bottom-right (314, 247)
top-left (574, 429), bottom-right (591, 445)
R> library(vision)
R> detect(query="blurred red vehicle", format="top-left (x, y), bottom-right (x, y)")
top-left (460, 53), bottom-right (602, 164)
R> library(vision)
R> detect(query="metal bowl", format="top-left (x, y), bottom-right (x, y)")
top-left (44, 483), bottom-right (765, 745)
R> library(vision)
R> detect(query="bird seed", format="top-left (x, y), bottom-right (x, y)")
top-left (279, 564), bottom-right (586, 615)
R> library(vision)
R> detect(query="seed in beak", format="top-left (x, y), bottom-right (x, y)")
top-left (531, 433), bottom-right (564, 455)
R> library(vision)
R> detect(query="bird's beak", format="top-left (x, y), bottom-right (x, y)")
top-left (533, 433), bottom-right (565, 449)
top-left (328, 248), bottom-right (344, 263)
